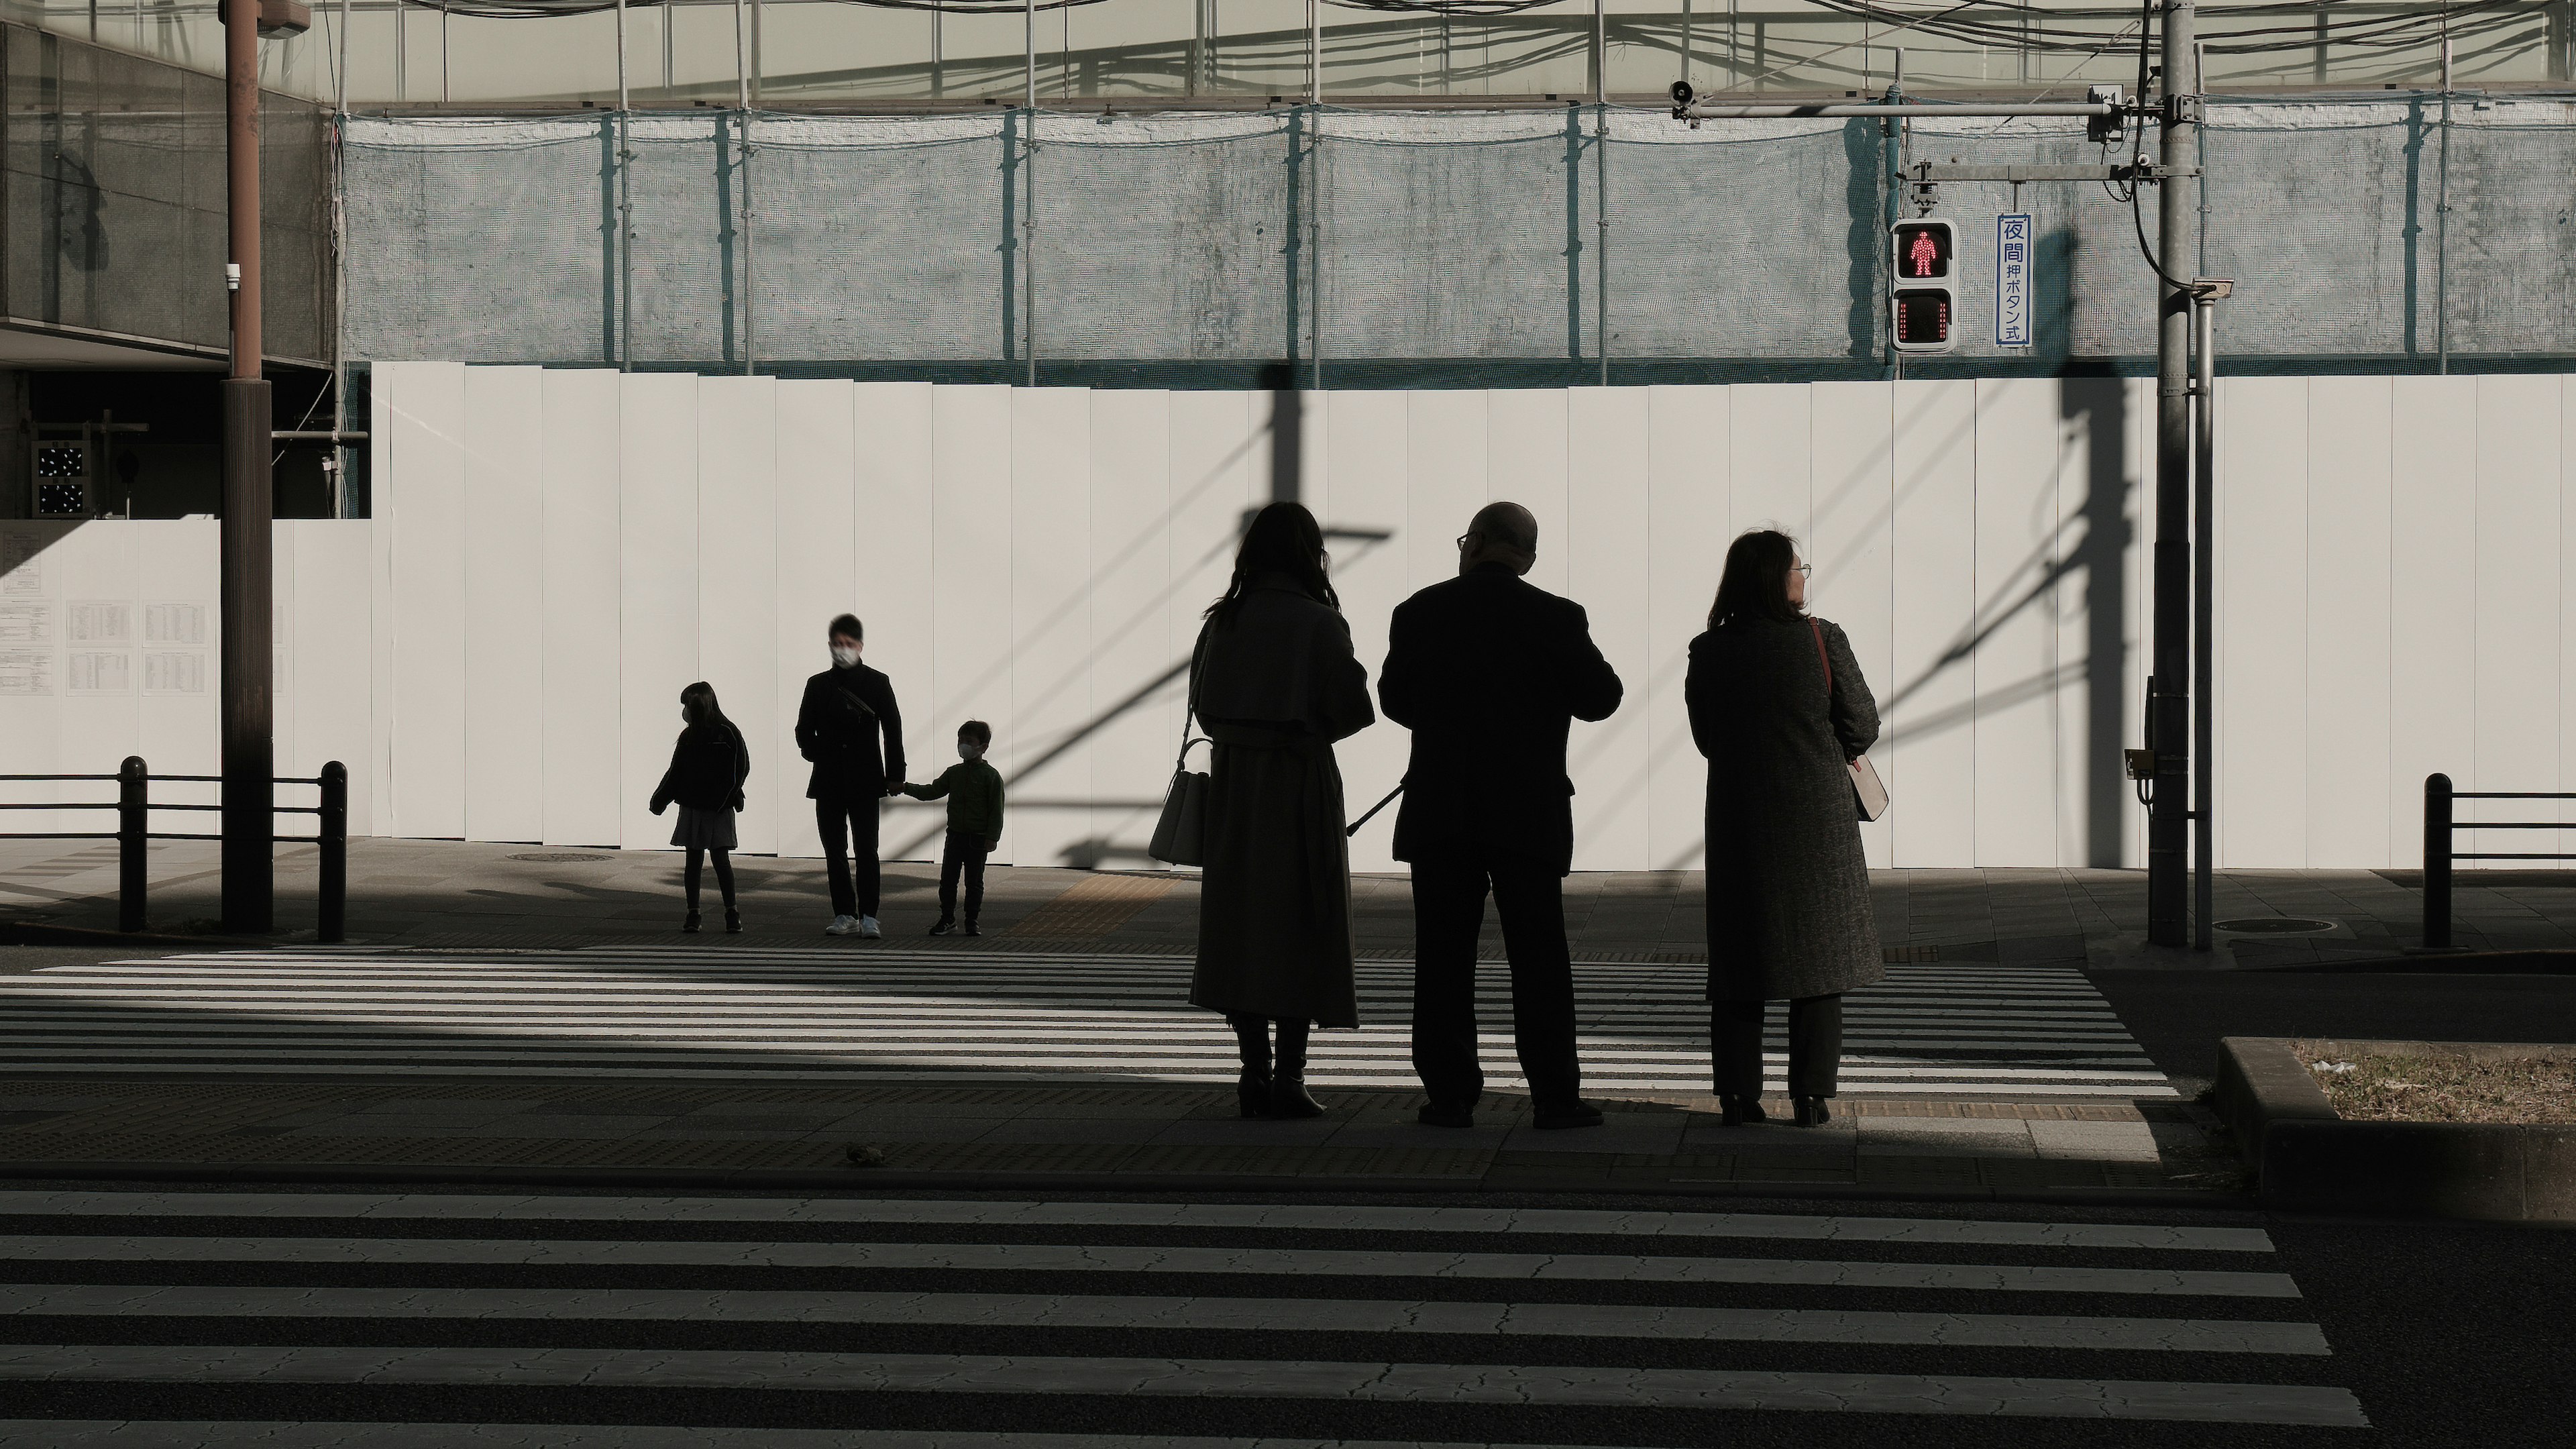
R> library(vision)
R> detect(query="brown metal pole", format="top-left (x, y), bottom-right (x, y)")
top-left (222, 0), bottom-right (275, 932)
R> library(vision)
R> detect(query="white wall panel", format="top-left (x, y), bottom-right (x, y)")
top-left (1324, 390), bottom-right (1412, 875)
top-left (1728, 383), bottom-right (1811, 542)
top-left (616, 372), bottom-right (700, 851)
top-left (1405, 391), bottom-right (1487, 590)
top-left (2471, 374), bottom-right (2563, 862)
top-left (335, 366), bottom-right (2569, 875)
top-left (2049, 378), bottom-right (2141, 867)
top-left (1645, 386), bottom-right (1729, 871)
top-left (696, 376), bottom-right (779, 856)
top-left (46, 522), bottom-right (138, 823)
top-left (382, 361), bottom-right (468, 839)
top-left (929, 386), bottom-right (1016, 863)
top-left (286, 523), bottom-right (378, 837)
top-left (2304, 376), bottom-right (2394, 868)
top-left (462, 365), bottom-right (545, 844)
top-left (1566, 387), bottom-right (1652, 870)
top-left (1809, 381), bottom-right (1893, 867)
top-left (133, 521), bottom-right (220, 802)
top-left (1087, 390), bottom-right (1178, 868)
top-left (1008, 386), bottom-right (1094, 869)
top-left (1490, 388), bottom-right (1569, 598)
top-left (2388, 376), bottom-right (2479, 868)
top-left (1166, 391), bottom-right (1258, 857)
top-left (773, 380), bottom-right (857, 859)
top-left (539, 370), bottom-right (623, 849)
top-left (852, 382), bottom-right (939, 861)
top-left (1889, 380), bottom-right (1976, 867)
top-left (1970, 379), bottom-right (2061, 865)
top-left (2216, 377), bottom-right (2308, 867)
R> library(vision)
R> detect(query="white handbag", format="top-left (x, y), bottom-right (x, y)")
top-left (1812, 621), bottom-right (1890, 822)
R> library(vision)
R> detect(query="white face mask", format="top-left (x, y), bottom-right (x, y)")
top-left (829, 644), bottom-right (860, 668)
top-left (958, 740), bottom-right (985, 761)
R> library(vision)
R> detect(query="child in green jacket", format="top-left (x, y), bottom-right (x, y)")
top-left (900, 719), bottom-right (1004, 935)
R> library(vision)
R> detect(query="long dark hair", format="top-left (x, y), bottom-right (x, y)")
top-left (1707, 529), bottom-right (1805, 628)
top-left (1204, 500), bottom-right (1338, 625)
top-left (680, 681), bottom-right (736, 739)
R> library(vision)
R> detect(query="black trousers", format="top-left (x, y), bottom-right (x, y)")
top-left (1710, 994), bottom-right (1845, 1099)
top-left (938, 831), bottom-right (989, 922)
top-left (1409, 856), bottom-right (1582, 1110)
top-left (816, 794), bottom-right (881, 918)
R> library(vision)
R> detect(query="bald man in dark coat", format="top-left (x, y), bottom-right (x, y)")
top-left (1379, 502), bottom-right (1624, 1130)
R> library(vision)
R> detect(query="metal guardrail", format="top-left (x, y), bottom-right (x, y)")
top-left (0, 757), bottom-right (347, 941)
top-left (2421, 772), bottom-right (2576, 950)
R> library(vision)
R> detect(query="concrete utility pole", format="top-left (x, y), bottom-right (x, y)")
top-left (2147, 0), bottom-right (2197, 947)
top-left (221, 0), bottom-right (274, 933)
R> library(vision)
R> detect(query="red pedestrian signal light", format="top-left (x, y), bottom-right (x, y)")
top-left (1892, 219), bottom-right (1955, 282)
top-left (1890, 219), bottom-right (1957, 354)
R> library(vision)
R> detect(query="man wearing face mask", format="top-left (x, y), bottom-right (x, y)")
top-left (899, 719), bottom-right (1005, 936)
top-left (796, 613), bottom-right (906, 938)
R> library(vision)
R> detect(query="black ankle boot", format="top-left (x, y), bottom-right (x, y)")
top-left (1720, 1095), bottom-right (1768, 1126)
top-left (1229, 1016), bottom-right (1272, 1119)
top-left (1793, 1095), bottom-right (1832, 1127)
top-left (682, 909), bottom-right (701, 934)
top-left (724, 908), bottom-right (742, 934)
top-left (1268, 1020), bottom-right (1323, 1119)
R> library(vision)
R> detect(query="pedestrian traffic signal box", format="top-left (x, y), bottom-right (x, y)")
top-left (1890, 218), bottom-right (1957, 354)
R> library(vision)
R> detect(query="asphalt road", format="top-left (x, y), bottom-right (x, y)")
top-left (0, 1183), bottom-right (2559, 1447)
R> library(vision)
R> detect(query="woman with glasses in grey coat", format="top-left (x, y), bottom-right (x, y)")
top-left (1686, 529), bottom-right (1884, 1128)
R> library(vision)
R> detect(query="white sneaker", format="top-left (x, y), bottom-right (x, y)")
top-left (857, 916), bottom-right (883, 940)
top-left (824, 914), bottom-right (858, 936)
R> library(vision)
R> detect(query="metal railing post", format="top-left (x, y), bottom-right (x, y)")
top-left (2424, 772), bottom-right (2454, 948)
top-left (319, 761), bottom-right (348, 945)
top-left (117, 757), bottom-right (147, 933)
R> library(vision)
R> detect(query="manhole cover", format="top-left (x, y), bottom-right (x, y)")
top-left (509, 852), bottom-right (613, 863)
top-left (2214, 917), bottom-right (2338, 935)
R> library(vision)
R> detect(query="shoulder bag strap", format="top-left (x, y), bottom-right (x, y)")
top-left (1809, 618), bottom-right (1831, 694)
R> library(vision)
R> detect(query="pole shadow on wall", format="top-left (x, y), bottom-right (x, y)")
top-left (882, 376), bottom-right (1388, 869)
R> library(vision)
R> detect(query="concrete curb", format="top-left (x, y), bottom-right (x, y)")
top-left (0, 920), bottom-right (257, 950)
top-left (2249, 949), bottom-right (2576, 974)
top-left (2214, 1036), bottom-right (2576, 1222)
top-left (0, 1160), bottom-right (2243, 1208)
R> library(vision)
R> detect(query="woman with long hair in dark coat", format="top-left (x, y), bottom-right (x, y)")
top-left (650, 681), bottom-right (751, 933)
top-left (1189, 501), bottom-right (1377, 1119)
top-left (1686, 529), bottom-right (1884, 1126)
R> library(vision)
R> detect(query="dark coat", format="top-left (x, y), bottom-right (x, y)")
top-left (902, 759), bottom-right (1006, 846)
top-left (1378, 564), bottom-right (1623, 876)
top-left (1687, 614), bottom-right (1885, 1002)
top-left (650, 720), bottom-right (750, 814)
top-left (795, 663), bottom-right (905, 801)
top-left (1188, 580), bottom-right (1377, 1028)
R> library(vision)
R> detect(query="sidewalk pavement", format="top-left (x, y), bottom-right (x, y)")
top-left (4, 836), bottom-right (2572, 1201)
top-left (9, 834), bottom-right (2573, 965)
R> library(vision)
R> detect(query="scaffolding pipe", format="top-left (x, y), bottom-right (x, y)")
top-left (1680, 101), bottom-right (2113, 118)
top-left (1026, 0), bottom-right (1038, 386)
top-left (1309, 0), bottom-right (1320, 102)
top-left (2438, 35), bottom-right (2452, 374)
top-left (1596, 104), bottom-right (1609, 387)
top-left (2192, 289), bottom-right (2216, 951)
top-left (738, 0), bottom-right (755, 373)
top-left (616, 0), bottom-right (632, 372)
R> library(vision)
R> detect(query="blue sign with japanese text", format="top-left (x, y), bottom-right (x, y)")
top-left (1995, 213), bottom-right (2033, 347)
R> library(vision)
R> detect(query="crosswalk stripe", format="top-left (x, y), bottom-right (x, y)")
top-left (0, 1284), bottom-right (2330, 1352)
top-left (5, 950), bottom-right (2176, 1097)
top-left (0, 1346), bottom-right (2372, 1426)
top-left (13, 1429), bottom-right (1620, 1449)
top-left (0, 1235), bottom-right (2304, 1297)
top-left (0, 1193), bottom-right (2276, 1250)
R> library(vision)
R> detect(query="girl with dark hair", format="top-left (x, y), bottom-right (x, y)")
top-left (651, 681), bottom-right (751, 933)
top-left (1685, 529), bottom-right (1884, 1126)
top-left (1189, 500), bottom-right (1377, 1119)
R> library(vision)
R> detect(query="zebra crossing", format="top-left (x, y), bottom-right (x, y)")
top-left (0, 946), bottom-right (2174, 1097)
top-left (0, 1189), bottom-right (2367, 1442)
